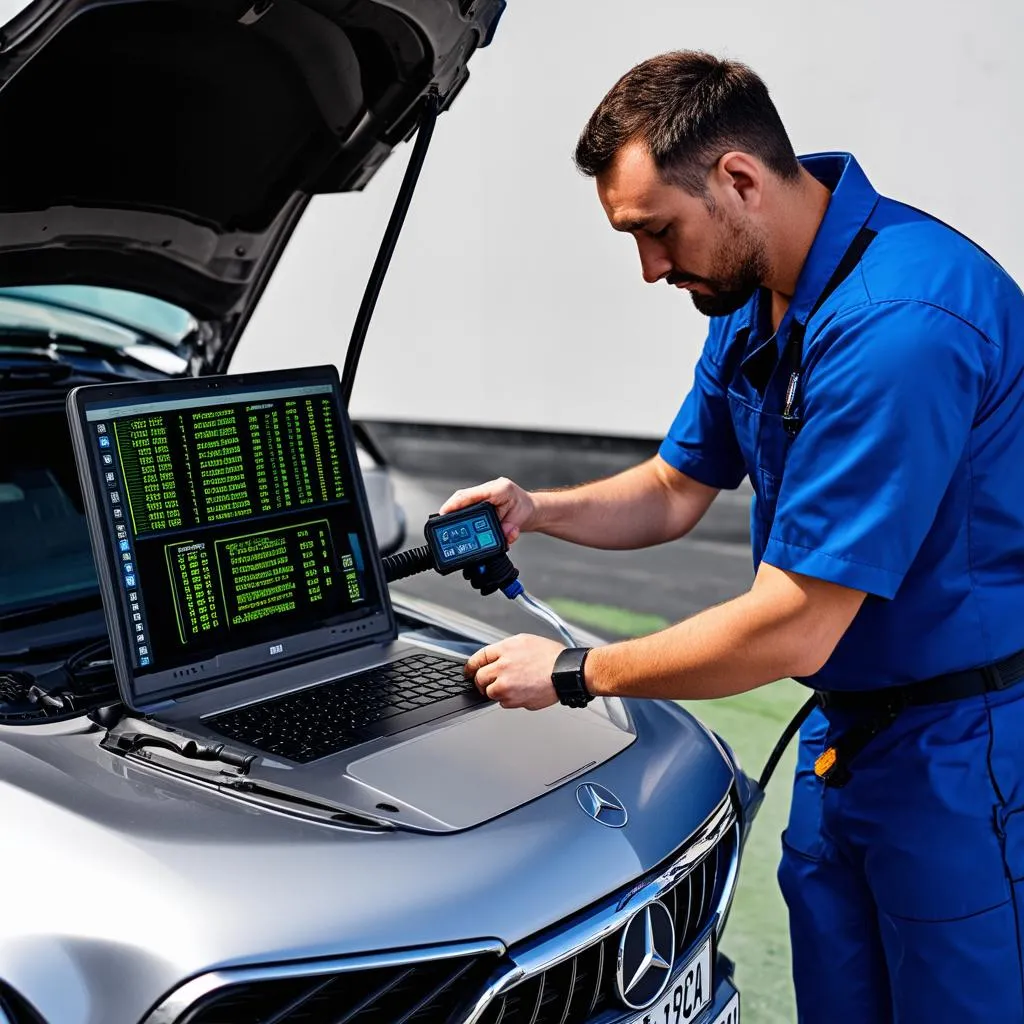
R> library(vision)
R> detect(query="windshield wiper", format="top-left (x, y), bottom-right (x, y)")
top-left (220, 778), bottom-right (396, 829)
top-left (101, 727), bottom-right (395, 829)
top-left (107, 729), bottom-right (257, 771)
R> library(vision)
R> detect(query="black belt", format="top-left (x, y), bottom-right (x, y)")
top-left (811, 647), bottom-right (1024, 787)
top-left (816, 648), bottom-right (1024, 711)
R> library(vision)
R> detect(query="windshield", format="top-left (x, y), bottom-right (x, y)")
top-left (0, 409), bottom-right (98, 614)
top-left (0, 285), bottom-right (195, 346)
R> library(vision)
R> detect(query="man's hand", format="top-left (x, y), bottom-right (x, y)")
top-left (439, 477), bottom-right (538, 545)
top-left (464, 634), bottom-right (565, 710)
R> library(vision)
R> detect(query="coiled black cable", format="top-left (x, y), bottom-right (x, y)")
top-left (382, 545), bottom-right (433, 583)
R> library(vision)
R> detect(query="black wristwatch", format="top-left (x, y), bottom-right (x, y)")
top-left (551, 647), bottom-right (594, 708)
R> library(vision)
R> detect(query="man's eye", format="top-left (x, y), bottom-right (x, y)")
top-left (650, 225), bottom-right (670, 239)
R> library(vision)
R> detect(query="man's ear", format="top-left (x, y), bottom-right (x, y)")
top-left (713, 151), bottom-right (764, 211)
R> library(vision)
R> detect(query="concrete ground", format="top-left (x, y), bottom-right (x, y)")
top-left (378, 433), bottom-right (803, 1024)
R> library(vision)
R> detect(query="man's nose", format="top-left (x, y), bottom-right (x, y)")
top-left (637, 242), bottom-right (672, 284)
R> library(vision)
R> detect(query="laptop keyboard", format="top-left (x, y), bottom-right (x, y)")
top-left (205, 653), bottom-right (485, 764)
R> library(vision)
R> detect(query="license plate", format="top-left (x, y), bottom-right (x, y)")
top-left (626, 936), bottom-right (714, 1024)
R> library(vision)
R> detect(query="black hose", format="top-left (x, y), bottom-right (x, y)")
top-left (340, 88), bottom-right (441, 406)
top-left (757, 694), bottom-right (818, 791)
top-left (382, 545), bottom-right (433, 583)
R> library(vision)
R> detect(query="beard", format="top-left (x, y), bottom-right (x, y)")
top-left (669, 214), bottom-right (769, 318)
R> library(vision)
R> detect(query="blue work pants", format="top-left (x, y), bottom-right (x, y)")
top-left (778, 686), bottom-right (1024, 1021)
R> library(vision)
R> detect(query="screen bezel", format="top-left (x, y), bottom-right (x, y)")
top-left (67, 364), bottom-right (396, 711)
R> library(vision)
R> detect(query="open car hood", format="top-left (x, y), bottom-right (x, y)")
top-left (0, 0), bottom-right (504, 369)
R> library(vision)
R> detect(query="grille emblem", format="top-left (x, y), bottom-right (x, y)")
top-left (576, 783), bottom-right (628, 828)
top-left (616, 899), bottom-right (676, 1009)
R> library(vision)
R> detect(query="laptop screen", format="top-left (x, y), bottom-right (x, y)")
top-left (68, 366), bottom-right (394, 708)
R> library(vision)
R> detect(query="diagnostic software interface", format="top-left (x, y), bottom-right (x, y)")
top-left (80, 380), bottom-right (383, 678)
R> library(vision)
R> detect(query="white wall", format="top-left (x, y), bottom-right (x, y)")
top-left (233, 0), bottom-right (1024, 438)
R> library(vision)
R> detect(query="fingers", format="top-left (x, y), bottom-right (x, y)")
top-left (465, 643), bottom-right (508, 702)
top-left (439, 480), bottom-right (508, 515)
top-left (482, 676), bottom-right (514, 707)
top-left (438, 479), bottom-right (535, 547)
top-left (464, 643), bottom-right (501, 677)
top-left (464, 636), bottom-right (561, 711)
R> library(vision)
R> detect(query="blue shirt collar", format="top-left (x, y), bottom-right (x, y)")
top-left (784, 152), bottom-right (880, 328)
top-left (731, 153), bottom-right (880, 356)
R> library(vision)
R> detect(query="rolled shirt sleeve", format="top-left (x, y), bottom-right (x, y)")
top-left (762, 301), bottom-right (992, 598)
top-left (659, 332), bottom-right (748, 490)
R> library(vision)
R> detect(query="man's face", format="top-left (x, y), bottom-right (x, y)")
top-left (597, 142), bottom-right (768, 317)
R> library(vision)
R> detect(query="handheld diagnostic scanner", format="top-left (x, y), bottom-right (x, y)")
top-left (424, 502), bottom-right (507, 574)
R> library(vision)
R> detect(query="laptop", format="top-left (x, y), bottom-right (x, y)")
top-left (66, 365), bottom-right (488, 770)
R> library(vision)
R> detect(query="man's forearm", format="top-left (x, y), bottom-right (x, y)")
top-left (584, 566), bottom-right (863, 700)
top-left (532, 457), bottom-right (718, 550)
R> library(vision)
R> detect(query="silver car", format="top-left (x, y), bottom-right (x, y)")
top-left (0, 2), bottom-right (759, 1022)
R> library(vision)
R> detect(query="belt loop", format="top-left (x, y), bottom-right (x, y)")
top-left (983, 663), bottom-right (1007, 691)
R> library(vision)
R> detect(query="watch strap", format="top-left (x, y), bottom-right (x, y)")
top-left (552, 646), bottom-right (594, 708)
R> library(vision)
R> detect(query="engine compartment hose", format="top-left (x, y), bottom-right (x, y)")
top-left (382, 545), bottom-right (434, 583)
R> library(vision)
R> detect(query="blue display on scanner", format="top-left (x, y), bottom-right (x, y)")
top-left (424, 502), bottom-right (507, 575)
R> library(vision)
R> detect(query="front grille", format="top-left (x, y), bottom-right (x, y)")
top-left (477, 820), bottom-right (739, 1024)
top-left (173, 953), bottom-right (499, 1024)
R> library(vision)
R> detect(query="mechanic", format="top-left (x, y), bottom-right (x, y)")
top-left (443, 51), bottom-right (1024, 1023)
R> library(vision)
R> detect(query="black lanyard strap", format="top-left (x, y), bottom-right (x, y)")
top-left (782, 225), bottom-right (878, 437)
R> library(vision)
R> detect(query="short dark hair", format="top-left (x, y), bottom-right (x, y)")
top-left (574, 51), bottom-right (800, 197)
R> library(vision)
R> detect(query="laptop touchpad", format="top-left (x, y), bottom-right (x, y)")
top-left (346, 703), bottom-right (634, 830)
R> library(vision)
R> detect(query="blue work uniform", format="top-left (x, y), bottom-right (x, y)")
top-left (658, 152), bottom-right (1024, 1022)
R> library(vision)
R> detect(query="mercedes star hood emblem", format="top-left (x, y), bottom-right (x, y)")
top-left (576, 783), bottom-right (628, 828)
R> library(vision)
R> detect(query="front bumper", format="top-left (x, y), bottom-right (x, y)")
top-left (703, 962), bottom-right (740, 1024)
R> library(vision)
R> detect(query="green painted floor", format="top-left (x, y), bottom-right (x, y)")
top-left (548, 598), bottom-right (805, 1023)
